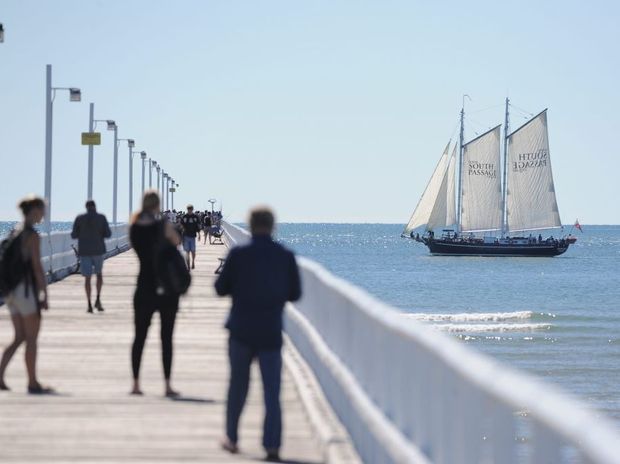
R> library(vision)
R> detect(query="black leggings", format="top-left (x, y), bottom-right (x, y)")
top-left (132, 297), bottom-right (178, 380)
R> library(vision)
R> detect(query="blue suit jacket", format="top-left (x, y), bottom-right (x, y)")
top-left (215, 235), bottom-right (302, 349)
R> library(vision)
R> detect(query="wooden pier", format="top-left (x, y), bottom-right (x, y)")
top-left (0, 240), bottom-right (332, 463)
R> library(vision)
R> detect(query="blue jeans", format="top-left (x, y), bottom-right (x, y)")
top-left (226, 337), bottom-right (282, 450)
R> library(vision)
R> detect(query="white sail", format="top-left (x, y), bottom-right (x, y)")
top-left (505, 110), bottom-right (561, 232)
top-left (445, 144), bottom-right (457, 227)
top-left (460, 125), bottom-right (502, 232)
top-left (403, 143), bottom-right (450, 234)
top-left (428, 144), bottom-right (457, 229)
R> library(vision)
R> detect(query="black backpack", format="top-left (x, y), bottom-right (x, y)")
top-left (0, 230), bottom-right (28, 296)
top-left (156, 243), bottom-right (191, 296)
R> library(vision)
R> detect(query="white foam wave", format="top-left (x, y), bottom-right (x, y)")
top-left (434, 323), bottom-right (551, 333)
top-left (406, 311), bottom-right (533, 323)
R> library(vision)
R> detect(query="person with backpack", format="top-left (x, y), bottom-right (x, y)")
top-left (0, 196), bottom-right (53, 394)
top-left (129, 190), bottom-right (190, 398)
top-left (71, 200), bottom-right (112, 313)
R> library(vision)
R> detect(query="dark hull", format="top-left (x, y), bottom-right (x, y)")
top-left (425, 240), bottom-right (569, 257)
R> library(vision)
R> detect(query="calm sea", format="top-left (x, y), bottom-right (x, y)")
top-left (2, 221), bottom-right (619, 427)
top-left (274, 224), bottom-right (620, 427)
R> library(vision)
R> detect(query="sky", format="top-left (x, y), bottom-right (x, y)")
top-left (0, 0), bottom-right (619, 224)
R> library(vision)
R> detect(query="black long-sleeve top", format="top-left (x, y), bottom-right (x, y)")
top-left (215, 235), bottom-right (302, 350)
top-left (130, 215), bottom-right (162, 299)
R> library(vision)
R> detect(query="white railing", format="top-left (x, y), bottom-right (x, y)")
top-left (222, 221), bottom-right (620, 464)
top-left (40, 224), bottom-right (130, 280)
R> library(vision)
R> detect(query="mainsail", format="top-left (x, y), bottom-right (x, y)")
top-left (505, 110), bottom-right (561, 232)
top-left (460, 125), bottom-right (502, 232)
top-left (403, 143), bottom-right (451, 234)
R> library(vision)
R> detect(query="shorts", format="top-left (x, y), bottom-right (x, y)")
top-left (81, 255), bottom-right (104, 277)
top-left (183, 236), bottom-right (196, 253)
top-left (7, 282), bottom-right (39, 317)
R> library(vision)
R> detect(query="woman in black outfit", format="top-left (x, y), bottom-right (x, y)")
top-left (130, 191), bottom-right (187, 397)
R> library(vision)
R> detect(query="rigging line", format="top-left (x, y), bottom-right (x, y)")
top-left (509, 103), bottom-right (535, 117)
top-left (469, 103), bottom-right (504, 114)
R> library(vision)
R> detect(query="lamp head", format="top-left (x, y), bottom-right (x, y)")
top-left (69, 88), bottom-right (81, 102)
top-left (151, 160), bottom-right (157, 167)
top-left (140, 151), bottom-right (147, 160)
top-left (127, 139), bottom-right (135, 148)
top-left (106, 120), bottom-right (117, 130)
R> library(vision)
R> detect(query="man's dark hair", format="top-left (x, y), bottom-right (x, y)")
top-left (86, 200), bottom-right (96, 211)
top-left (249, 207), bottom-right (275, 235)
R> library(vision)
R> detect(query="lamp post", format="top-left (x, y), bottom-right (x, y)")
top-left (208, 198), bottom-right (216, 214)
top-left (119, 139), bottom-right (134, 217)
top-left (0, 23), bottom-right (5, 43)
top-left (139, 151), bottom-right (147, 196)
top-left (161, 172), bottom-right (167, 210)
top-left (89, 118), bottom-right (118, 224)
top-left (166, 175), bottom-right (171, 211)
top-left (171, 181), bottom-right (178, 211)
top-left (149, 159), bottom-right (157, 188)
top-left (44, 64), bottom-right (81, 262)
top-left (155, 164), bottom-right (161, 201)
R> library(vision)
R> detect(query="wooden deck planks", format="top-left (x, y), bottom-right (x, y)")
top-left (0, 240), bottom-right (323, 463)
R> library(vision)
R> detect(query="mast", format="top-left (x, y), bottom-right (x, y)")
top-left (501, 97), bottom-right (509, 236)
top-left (456, 95), bottom-right (468, 232)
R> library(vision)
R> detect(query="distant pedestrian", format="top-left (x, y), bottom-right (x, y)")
top-left (215, 207), bottom-right (301, 461)
top-left (130, 191), bottom-right (190, 397)
top-left (71, 200), bottom-right (111, 313)
top-left (202, 212), bottom-right (212, 244)
top-left (180, 204), bottom-right (200, 269)
top-left (0, 196), bottom-right (53, 394)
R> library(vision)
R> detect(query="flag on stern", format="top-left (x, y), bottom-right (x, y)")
top-left (574, 219), bottom-right (583, 233)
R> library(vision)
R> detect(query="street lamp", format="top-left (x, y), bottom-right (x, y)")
top-left (88, 116), bottom-right (118, 225)
top-left (208, 198), bottom-right (216, 213)
top-left (44, 64), bottom-right (81, 263)
top-left (171, 181), bottom-right (178, 211)
top-left (166, 175), bottom-right (172, 211)
top-left (139, 151), bottom-right (147, 195)
top-left (0, 23), bottom-right (5, 43)
top-left (162, 172), bottom-right (168, 211)
top-left (155, 164), bottom-right (161, 201)
top-left (118, 139), bottom-right (134, 216)
top-left (149, 159), bottom-right (157, 188)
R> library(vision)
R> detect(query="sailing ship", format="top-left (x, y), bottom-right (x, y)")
top-left (403, 98), bottom-right (576, 257)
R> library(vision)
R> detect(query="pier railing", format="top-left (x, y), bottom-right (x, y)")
top-left (40, 225), bottom-right (130, 280)
top-left (222, 221), bottom-right (620, 464)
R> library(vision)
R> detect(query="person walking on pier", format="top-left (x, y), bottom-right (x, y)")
top-left (0, 196), bottom-right (53, 394)
top-left (71, 200), bottom-right (111, 313)
top-left (180, 204), bottom-right (199, 270)
top-left (215, 207), bottom-right (302, 462)
top-left (130, 191), bottom-right (190, 398)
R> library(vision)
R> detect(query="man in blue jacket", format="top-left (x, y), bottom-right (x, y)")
top-left (215, 207), bottom-right (301, 462)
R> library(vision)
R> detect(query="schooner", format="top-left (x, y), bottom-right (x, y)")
top-left (403, 98), bottom-right (576, 256)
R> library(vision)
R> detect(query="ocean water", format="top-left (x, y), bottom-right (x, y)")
top-left (274, 224), bottom-right (620, 427)
top-left (0, 221), bottom-right (73, 238)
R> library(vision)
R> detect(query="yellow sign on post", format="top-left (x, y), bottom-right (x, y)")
top-left (81, 132), bottom-right (101, 145)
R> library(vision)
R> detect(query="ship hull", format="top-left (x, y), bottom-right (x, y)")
top-left (425, 239), bottom-right (569, 257)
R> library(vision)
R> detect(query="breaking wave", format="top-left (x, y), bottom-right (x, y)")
top-left (434, 323), bottom-right (551, 333)
top-left (406, 310), bottom-right (534, 322)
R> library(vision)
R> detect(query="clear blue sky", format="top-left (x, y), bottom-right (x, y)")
top-left (1, 0), bottom-right (618, 224)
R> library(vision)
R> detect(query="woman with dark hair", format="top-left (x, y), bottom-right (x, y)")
top-left (0, 196), bottom-right (52, 394)
top-left (130, 190), bottom-right (189, 397)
